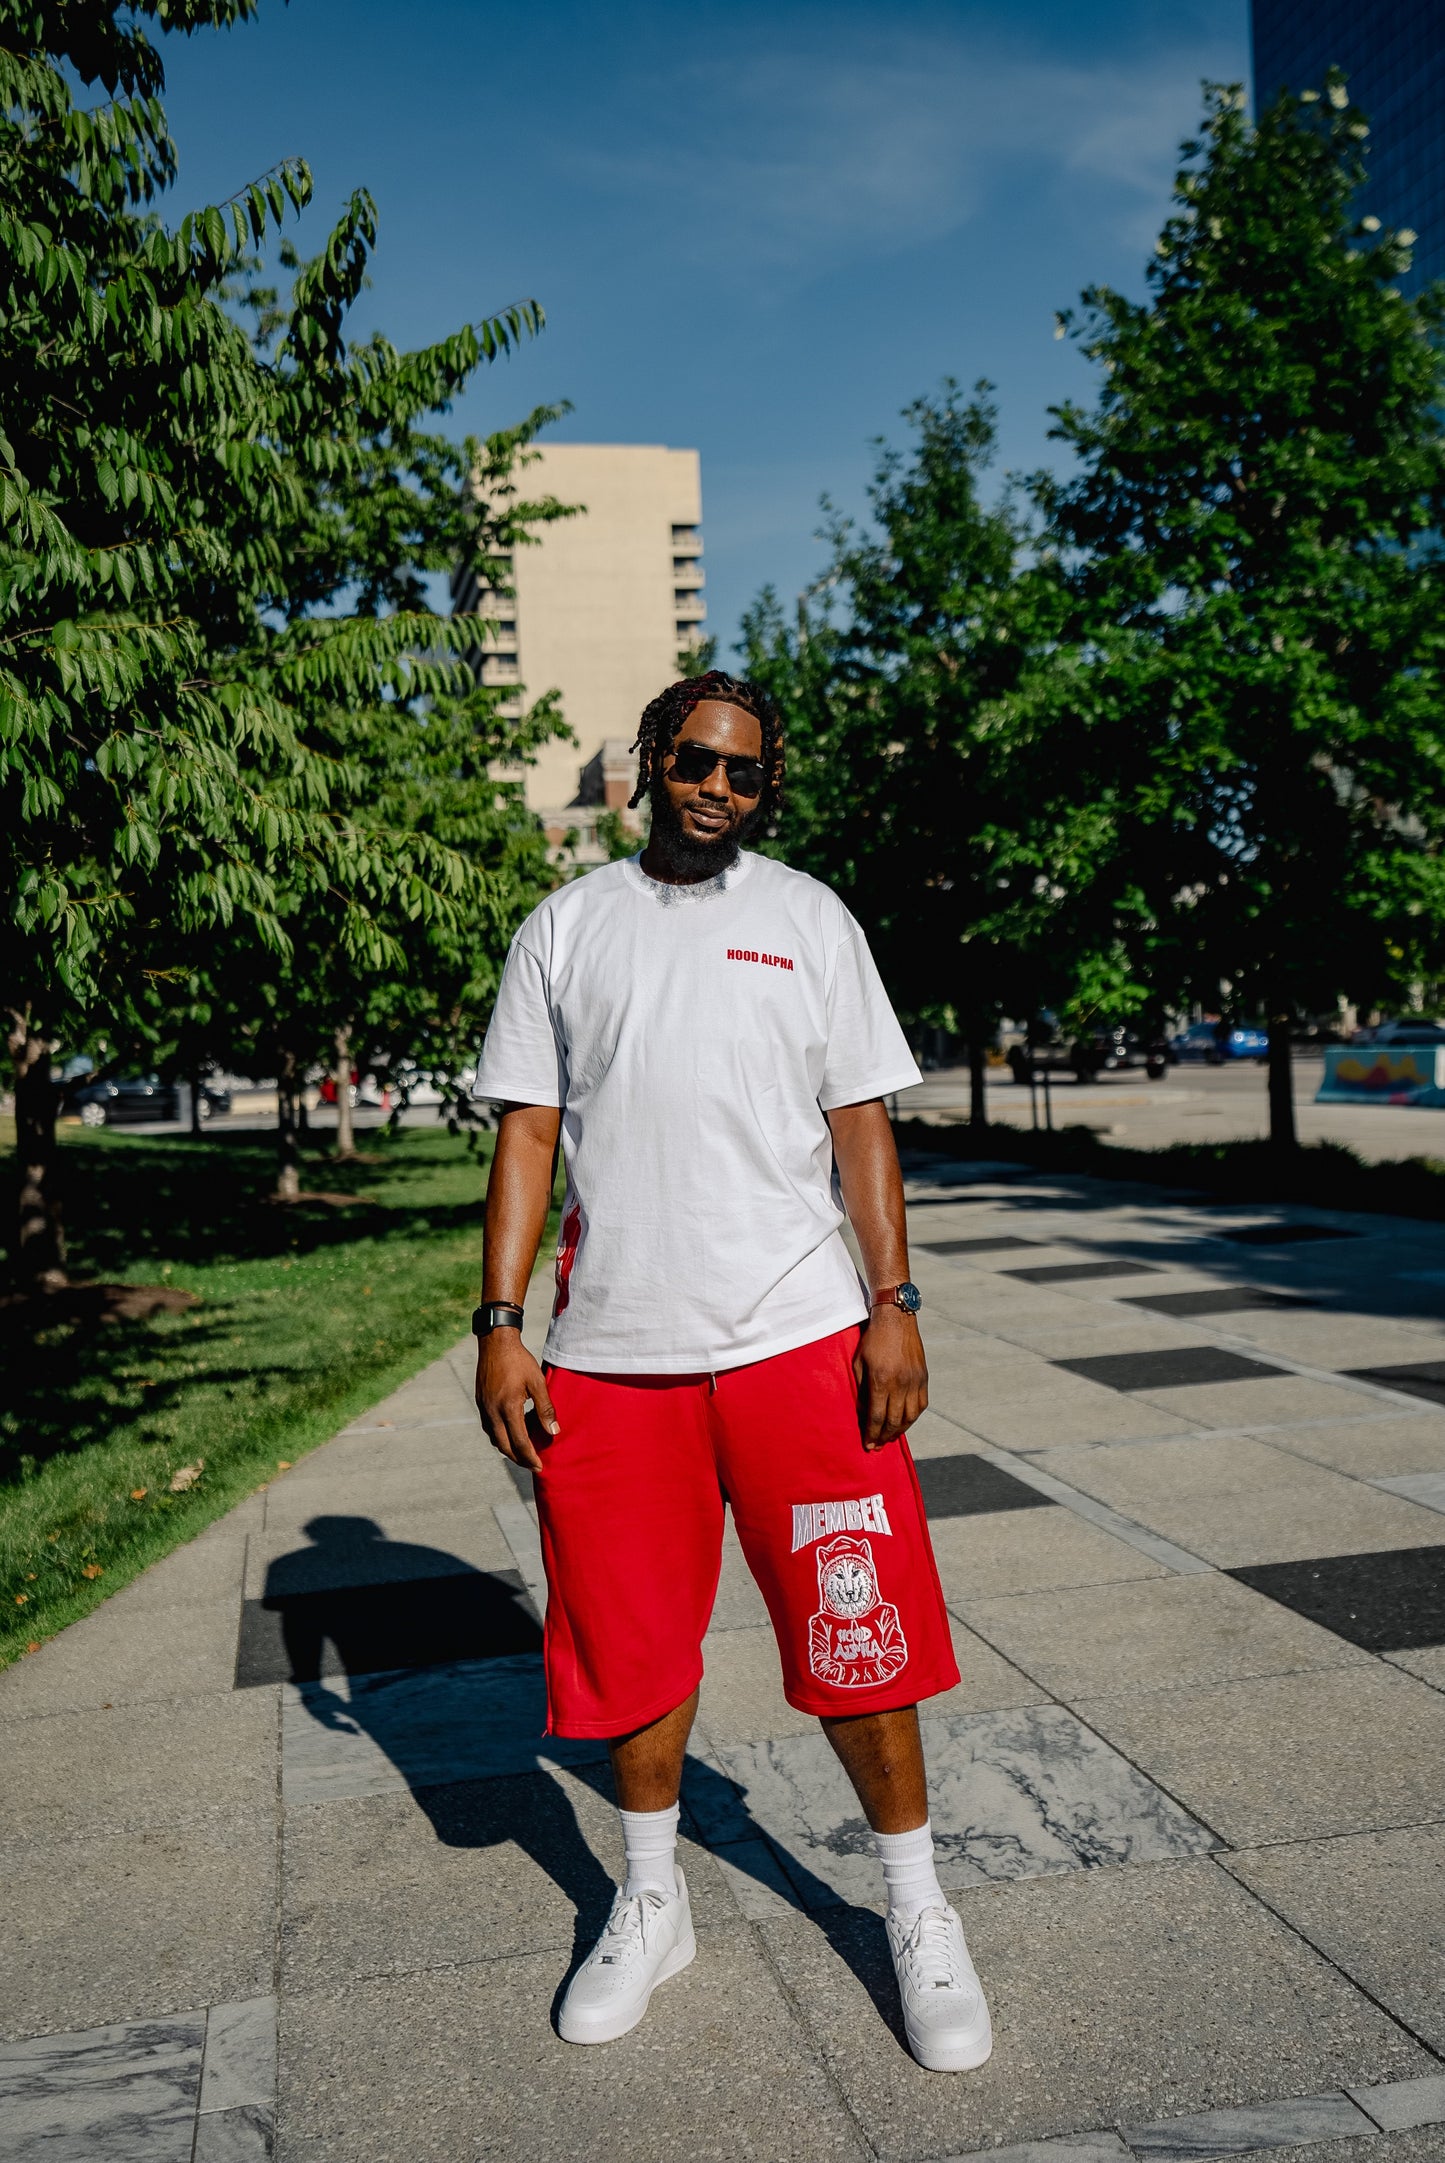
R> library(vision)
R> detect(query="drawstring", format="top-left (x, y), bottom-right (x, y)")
top-left (708, 1371), bottom-right (717, 1395)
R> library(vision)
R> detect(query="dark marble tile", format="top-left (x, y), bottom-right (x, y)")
top-left (235, 1569), bottom-right (541, 1688)
top-left (920, 1236), bottom-right (1041, 1255)
top-left (1127, 1287), bottom-right (1319, 1317)
top-left (0, 2013), bottom-right (205, 2163)
top-left (915, 1453), bottom-right (1055, 1519)
top-left (1229, 1546), bottom-right (1445, 1652)
top-left (1004, 1261), bottom-right (1161, 1285)
top-left (1347, 1362), bottom-right (1445, 1410)
top-left (1054, 1346), bottom-right (1280, 1391)
top-left (1222, 1223), bottom-right (1360, 1245)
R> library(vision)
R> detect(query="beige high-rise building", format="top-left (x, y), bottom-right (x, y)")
top-left (451, 443), bottom-right (706, 859)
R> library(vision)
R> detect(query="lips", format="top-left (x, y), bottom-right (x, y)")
top-left (687, 807), bottom-right (729, 832)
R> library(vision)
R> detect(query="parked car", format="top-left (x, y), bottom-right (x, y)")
top-left (1007, 1022), bottom-right (1169, 1085)
top-left (1169, 1021), bottom-right (1269, 1065)
top-left (65, 1074), bottom-right (232, 1127)
top-left (1354, 1018), bottom-right (1445, 1047)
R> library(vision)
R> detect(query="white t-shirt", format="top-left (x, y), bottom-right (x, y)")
top-left (473, 851), bottom-right (921, 1373)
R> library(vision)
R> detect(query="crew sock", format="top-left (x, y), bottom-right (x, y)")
top-left (874, 1819), bottom-right (946, 1923)
top-left (619, 1803), bottom-right (680, 1900)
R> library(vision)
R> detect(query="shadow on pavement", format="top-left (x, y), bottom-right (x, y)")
top-left (261, 1515), bottom-right (884, 2020)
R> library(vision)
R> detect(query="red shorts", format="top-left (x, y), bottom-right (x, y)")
top-left (534, 1325), bottom-right (959, 1737)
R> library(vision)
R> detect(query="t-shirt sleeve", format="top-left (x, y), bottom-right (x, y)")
top-left (818, 918), bottom-right (923, 1111)
top-left (471, 939), bottom-right (565, 1107)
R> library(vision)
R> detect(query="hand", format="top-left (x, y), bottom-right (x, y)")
top-left (853, 1306), bottom-right (928, 1450)
top-left (475, 1329), bottom-right (559, 1472)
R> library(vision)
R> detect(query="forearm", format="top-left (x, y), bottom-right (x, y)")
top-left (482, 1102), bottom-right (562, 1304)
top-left (826, 1097), bottom-right (910, 1291)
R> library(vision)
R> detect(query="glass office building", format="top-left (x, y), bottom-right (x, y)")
top-left (1251, 0), bottom-right (1445, 291)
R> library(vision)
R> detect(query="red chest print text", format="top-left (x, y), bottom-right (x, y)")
top-left (727, 948), bottom-right (794, 971)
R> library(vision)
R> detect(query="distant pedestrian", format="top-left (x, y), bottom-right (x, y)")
top-left (472, 671), bottom-right (991, 2072)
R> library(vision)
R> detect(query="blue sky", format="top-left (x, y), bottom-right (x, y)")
top-left (158, 0), bottom-right (1250, 648)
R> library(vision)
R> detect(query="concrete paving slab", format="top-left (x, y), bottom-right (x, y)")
top-left (258, 1458), bottom-right (500, 1537)
top-left (1259, 1416), bottom-right (1445, 1480)
top-left (0, 1689), bottom-right (279, 1839)
top-left (279, 1421), bottom-right (486, 1483)
top-left (960, 1573), bottom-right (1371, 1701)
top-left (944, 1394), bottom-right (1201, 1451)
top-left (236, 1563), bottom-right (541, 1689)
top-left (758, 1860), bottom-right (1432, 2162)
top-left (991, 1322), bottom-right (1214, 1362)
top-left (706, 1534), bottom-right (772, 1630)
top-left (99, 1532), bottom-right (249, 1615)
top-left (1224, 1824), bottom-right (1445, 2054)
top-left (929, 1507), bottom-right (1170, 1602)
top-left (279, 1653), bottom-right (606, 1806)
top-left (1385, 1645), bottom-right (1445, 1689)
top-left (1080, 1665), bottom-right (1445, 1844)
top-left (0, 1811), bottom-right (275, 2043)
top-left (1373, 1469), bottom-right (1445, 1516)
top-left (713, 1706), bottom-right (1215, 1909)
top-left (244, 1508), bottom-right (515, 1600)
top-left (0, 1595), bottom-right (244, 1718)
top-left (1034, 1437), bottom-right (1445, 1566)
top-left (698, 1617), bottom-right (1046, 1745)
top-left (1129, 1374), bottom-right (1392, 1428)
top-left (1217, 1317), bottom-right (1445, 1372)
top-left (280, 1765), bottom-right (734, 1992)
top-left (905, 1406), bottom-right (995, 1458)
top-left (0, 2012), bottom-right (206, 2163)
top-left (277, 1927), bottom-right (869, 2162)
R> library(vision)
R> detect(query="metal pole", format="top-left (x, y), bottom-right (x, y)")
top-left (1043, 1062), bottom-right (1054, 1132)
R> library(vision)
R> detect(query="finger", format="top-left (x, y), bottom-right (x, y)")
top-left (528, 1367), bottom-right (560, 1438)
top-left (503, 1396), bottom-right (544, 1472)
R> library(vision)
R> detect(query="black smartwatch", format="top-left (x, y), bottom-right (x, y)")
top-left (472, 1301), bottom-right (525, 1337)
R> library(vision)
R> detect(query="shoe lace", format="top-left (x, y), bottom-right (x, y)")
top-left (900, 1906), bottom-right (970, 1994)
top-left (593, 1888), bottom-right (665, 1971)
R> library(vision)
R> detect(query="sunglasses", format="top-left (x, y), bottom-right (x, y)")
top-left (666, 740), bottom-right (766, 797)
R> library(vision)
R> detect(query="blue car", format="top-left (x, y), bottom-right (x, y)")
top-left (1170, 1021), bottom-right (1269, 1065)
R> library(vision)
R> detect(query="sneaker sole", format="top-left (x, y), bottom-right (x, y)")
top-left (557, 1924), bottom-right (697, 2046)
top-left (904, 2008), bottom-right (993, 2074)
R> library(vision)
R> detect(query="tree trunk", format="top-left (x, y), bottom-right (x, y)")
top-left (276, 1049), bottom-right (300, 1202)
top-left (967, 1036), bottom-right (989, 1128)
top-left (333, 1025), bottom-right (356, 1160)
top-left (10, 1019), bottom-right (66, 1289)
top-left (1267, 1014), bottom-right (1297, 1151)
top-left (189, 1068), bottom-right (204, 1140)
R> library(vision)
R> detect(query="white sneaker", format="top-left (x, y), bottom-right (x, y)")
top-left (558, 1869), bottom-right (696, 2045)
top-left (886, 1902), bottom-right (993, 2072)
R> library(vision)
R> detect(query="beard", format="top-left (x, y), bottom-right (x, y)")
top-left (645, 781), bottom-right (764, 880)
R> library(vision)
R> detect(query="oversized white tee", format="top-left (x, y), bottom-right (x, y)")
top-left (472, 851), bottom-right (921, 1373)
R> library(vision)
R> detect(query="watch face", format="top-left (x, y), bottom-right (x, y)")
top-left (897, 1281), bottom-right (923, 1315)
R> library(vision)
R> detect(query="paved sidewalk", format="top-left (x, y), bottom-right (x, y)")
top-left (5, 1160), bottom-right (1445, 2162)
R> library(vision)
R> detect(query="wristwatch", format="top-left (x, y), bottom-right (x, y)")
top-left (871, 1282), bottom-right (923, 1315)
top-left (472, 1301), bottom-right (525, 1337)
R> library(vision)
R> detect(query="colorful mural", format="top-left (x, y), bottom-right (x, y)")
top-left (1316, 1045), bottom-right (1445, 1107)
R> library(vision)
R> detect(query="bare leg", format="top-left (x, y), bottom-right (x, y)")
top-left (821, 1704), bottom-right (928, 1832)
top-left (608, 1686), bottom-right (699, 1811)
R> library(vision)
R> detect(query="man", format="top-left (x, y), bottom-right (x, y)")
top-left (472, 670), bottom-right (991, 2072)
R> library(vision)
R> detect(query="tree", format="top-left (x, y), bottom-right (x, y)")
top-left (1, 0), bottom-right (549, 1274)
top-left (1044, 77), bottom-right (1445, 1147)
top-left (743, 385), bottom-right (1119, 1125)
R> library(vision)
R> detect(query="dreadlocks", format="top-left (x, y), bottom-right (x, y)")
top-left (628, 670), bottom-right (785, 816)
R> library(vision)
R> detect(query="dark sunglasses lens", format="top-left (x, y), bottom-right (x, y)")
top-left (670, 742), bottom-right (717, 781)
top-left (669, 743), bottom-right (765, 796)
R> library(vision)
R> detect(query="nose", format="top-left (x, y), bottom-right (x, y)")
top-left (697, 757), bottom-right (730, 802)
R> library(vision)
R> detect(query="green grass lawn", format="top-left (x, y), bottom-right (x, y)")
top-left (0, 1121), bottom-right (530, 1669)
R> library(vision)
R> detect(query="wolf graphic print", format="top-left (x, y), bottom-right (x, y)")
top-left (807, 1532), bottom-right (909, 1689)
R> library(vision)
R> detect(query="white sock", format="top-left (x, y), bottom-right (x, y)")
top-left (619, 1803), bottom-right (680, 1899)
top-left (874, 1819), bottom-right (945, 1922)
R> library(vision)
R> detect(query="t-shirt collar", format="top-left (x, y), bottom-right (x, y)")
top-left (622, 850), bottom-right (755, 906)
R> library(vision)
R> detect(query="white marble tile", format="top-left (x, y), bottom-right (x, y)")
top-left (712, 1704), bottom-right (1216, 1907)
top-left (194, 2103), bottom-right (274, 2160)
top-left (1123, 2089), bottom-right (1370, 2157)
top-left (199, 1996), bottom-right (275, 2115)
top-left (0, 2013), bottom-right (205, 2163)
top-left (1371, 1469), bottom-right (1445, 1516)
top-left (1348, 2071), bottom-right (1445, 2132)
top-left (942, 2138), bottom-right (1129, 2163)
top-left (280, 1655), bottom-right (606, 1805)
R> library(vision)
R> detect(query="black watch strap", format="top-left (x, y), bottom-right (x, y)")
top-left (472, 1301), bottom-right (524, 1337)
